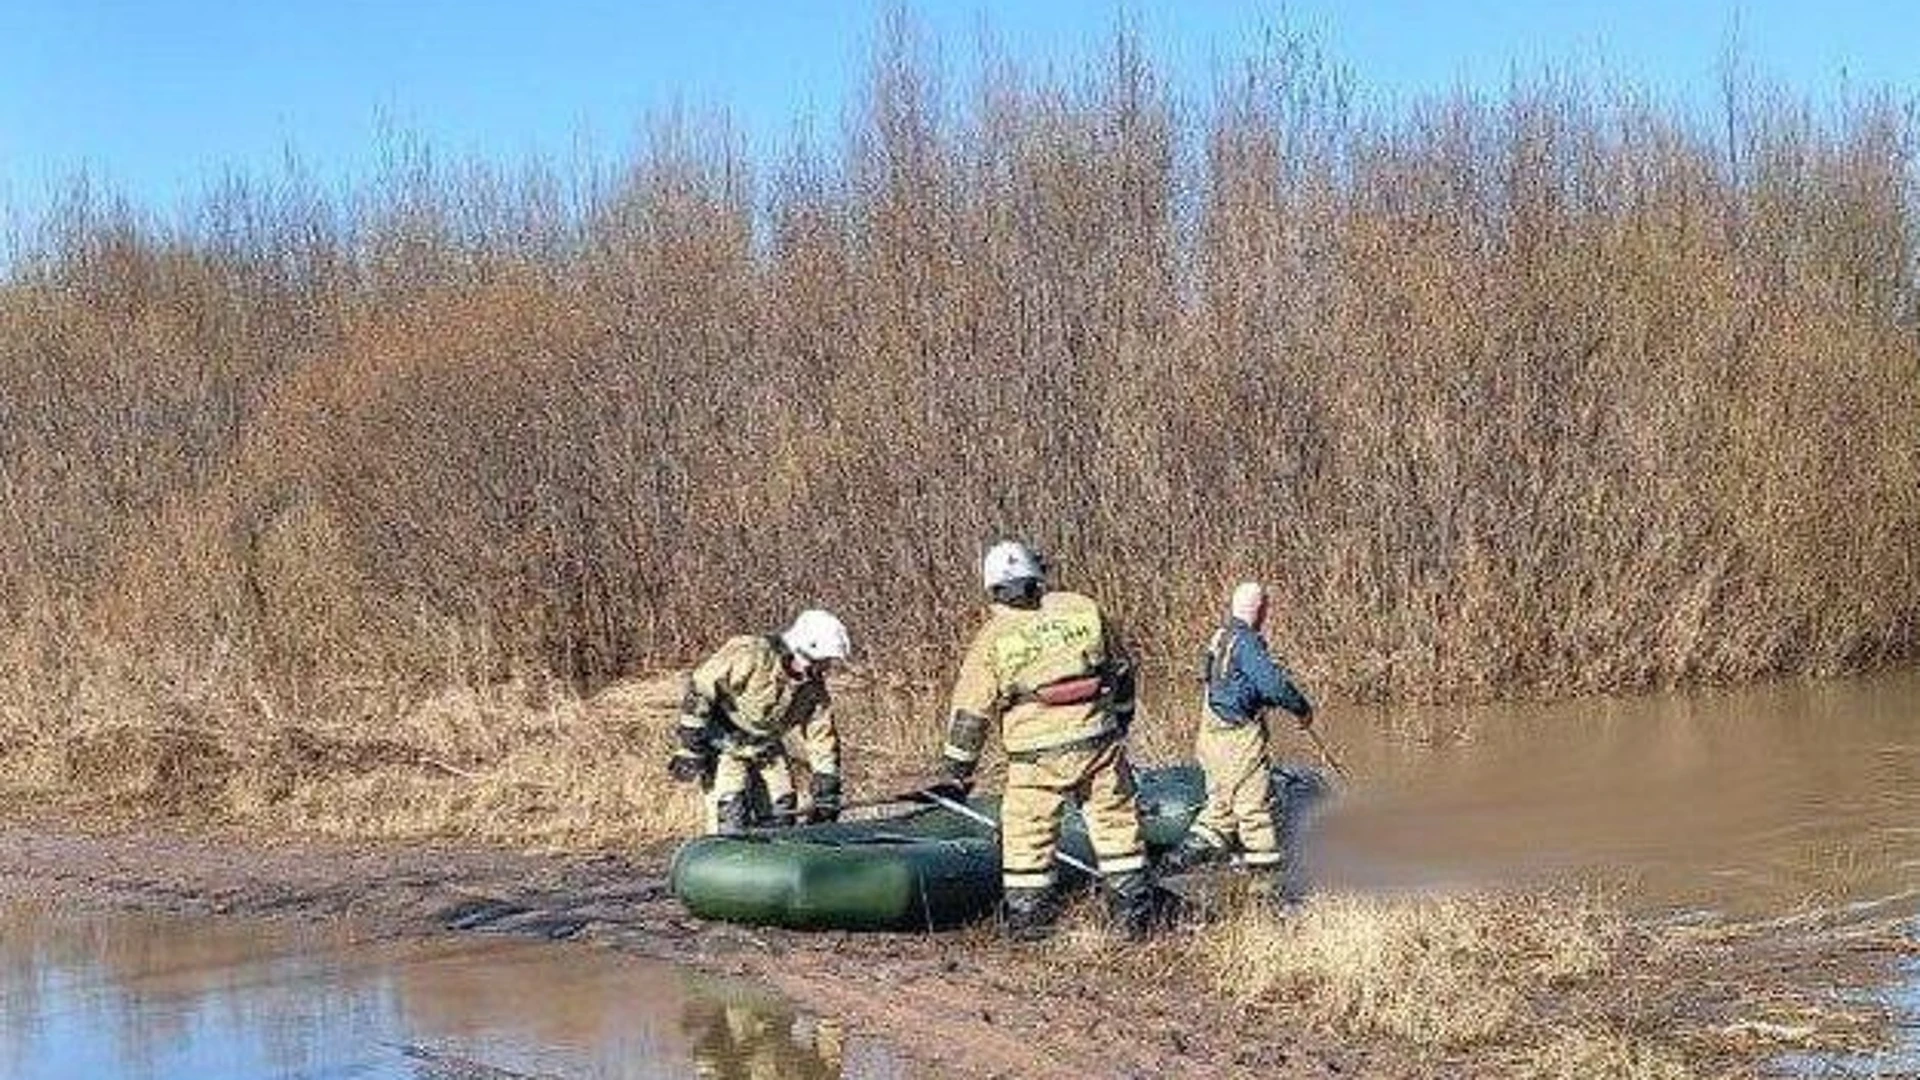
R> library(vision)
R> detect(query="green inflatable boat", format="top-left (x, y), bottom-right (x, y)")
top-left (668, 763), bottom-right (1326, 931)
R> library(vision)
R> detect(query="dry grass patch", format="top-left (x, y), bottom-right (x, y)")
top-left (0, 657), bottom-right (707, 850)
top-left (1525, 1027), bottom-right (1694, 1080)
top-left (0, 656), bottom-right (956, 852)
top-left (1201, 890), bottom-right (1621, 1048)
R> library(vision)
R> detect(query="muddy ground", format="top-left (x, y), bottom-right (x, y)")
top-left (0, 812), bottom-right (1910, 1079)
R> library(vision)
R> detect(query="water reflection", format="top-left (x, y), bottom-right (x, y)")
top-left (682, 983), bottom-right (845, 1080)
top-left (0, 910), bottom-right (905, 1079)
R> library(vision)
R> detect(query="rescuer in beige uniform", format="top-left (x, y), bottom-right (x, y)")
top-left (668, 610), bottom-right (850, 835)
top-left (933, 540), bottom-right (1155, 940)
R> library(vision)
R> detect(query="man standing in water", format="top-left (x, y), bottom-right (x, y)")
top-left (933, 540), bottom-right (1156, 941)
top-left (668, 610), bottom-right (850, 834)
top-left (1162, 582), bottom-right (1314, 893)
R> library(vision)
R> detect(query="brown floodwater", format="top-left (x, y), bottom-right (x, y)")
top-left (1305, 670), bottom-right (1920, 921)
top-left (0, 909), bottom-right (909, 1079)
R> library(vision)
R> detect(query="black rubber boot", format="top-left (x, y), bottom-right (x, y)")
top-left (1246, 868), bottom-right (1285, 910)
top-left (1001, 887), bottom-right (1059, 943)
top-left (1159, 833), bottom-right (1227, 876)
top-left (713, 794), bottom-right (753, 836)
top-left (1106, 870), bottom-right (1158, 941)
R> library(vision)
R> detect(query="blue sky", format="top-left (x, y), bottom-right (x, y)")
top-left (2, 1), bottom-right (1915, 224)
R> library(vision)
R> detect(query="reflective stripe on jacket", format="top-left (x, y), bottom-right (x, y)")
top-left (945, 591), bottom-right (1130, 759)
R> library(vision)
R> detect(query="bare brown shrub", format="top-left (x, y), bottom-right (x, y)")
top-left (2, 24), bottom-right (1915, 835)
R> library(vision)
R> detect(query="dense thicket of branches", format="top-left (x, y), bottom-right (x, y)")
top-left (4, 28), bottom-right (1916, 717)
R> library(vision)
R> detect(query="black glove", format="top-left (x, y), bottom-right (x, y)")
top-left (668, 752), bottom-right (712, 785)
top-left (923, 758), bottom-right (975, 802)
top-left (809, 773), bottom-right (843, 823)
top-left (671, 717), bottom-right (717, 784)
top-left (922, 781), bottom-right (971, 804)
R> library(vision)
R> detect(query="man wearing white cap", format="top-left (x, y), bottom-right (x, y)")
top-left (668, 609), bottom-right (852, 835)
top-left (1163, 582), bottom-right (1314, 881)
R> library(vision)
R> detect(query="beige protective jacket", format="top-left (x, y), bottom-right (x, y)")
top-left (942, 591), bottom-right (1134, 764)
top-left (681, 635), bottom-right (839, 776)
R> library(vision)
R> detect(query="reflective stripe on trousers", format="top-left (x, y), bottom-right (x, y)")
top-left (999, 738), bottom-right (1145, 890)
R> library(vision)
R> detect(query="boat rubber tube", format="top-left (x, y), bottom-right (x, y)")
top-left (668, 763), bottom-right (1327, 931)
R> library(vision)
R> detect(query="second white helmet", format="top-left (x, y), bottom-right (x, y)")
top-left (981, 540), bottom-right (1044, 591)
top-left (782, 609), bottom-right (851, 661)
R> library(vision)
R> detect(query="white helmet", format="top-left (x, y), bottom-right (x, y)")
top-left (782, 609), bottom-right (851, 662)
top-left (981, 540), bottom-right (1044, 591)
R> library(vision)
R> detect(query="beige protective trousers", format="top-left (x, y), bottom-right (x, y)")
top-left (702, 749), bottom-right (795, 834)
top-left (1191, 718), bottom-right (1282, 866)
top-left (999, 739), bottom-right (1147, 890)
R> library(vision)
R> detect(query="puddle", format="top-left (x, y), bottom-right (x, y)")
top-left (0, 908), bottom-right (911, 1079)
